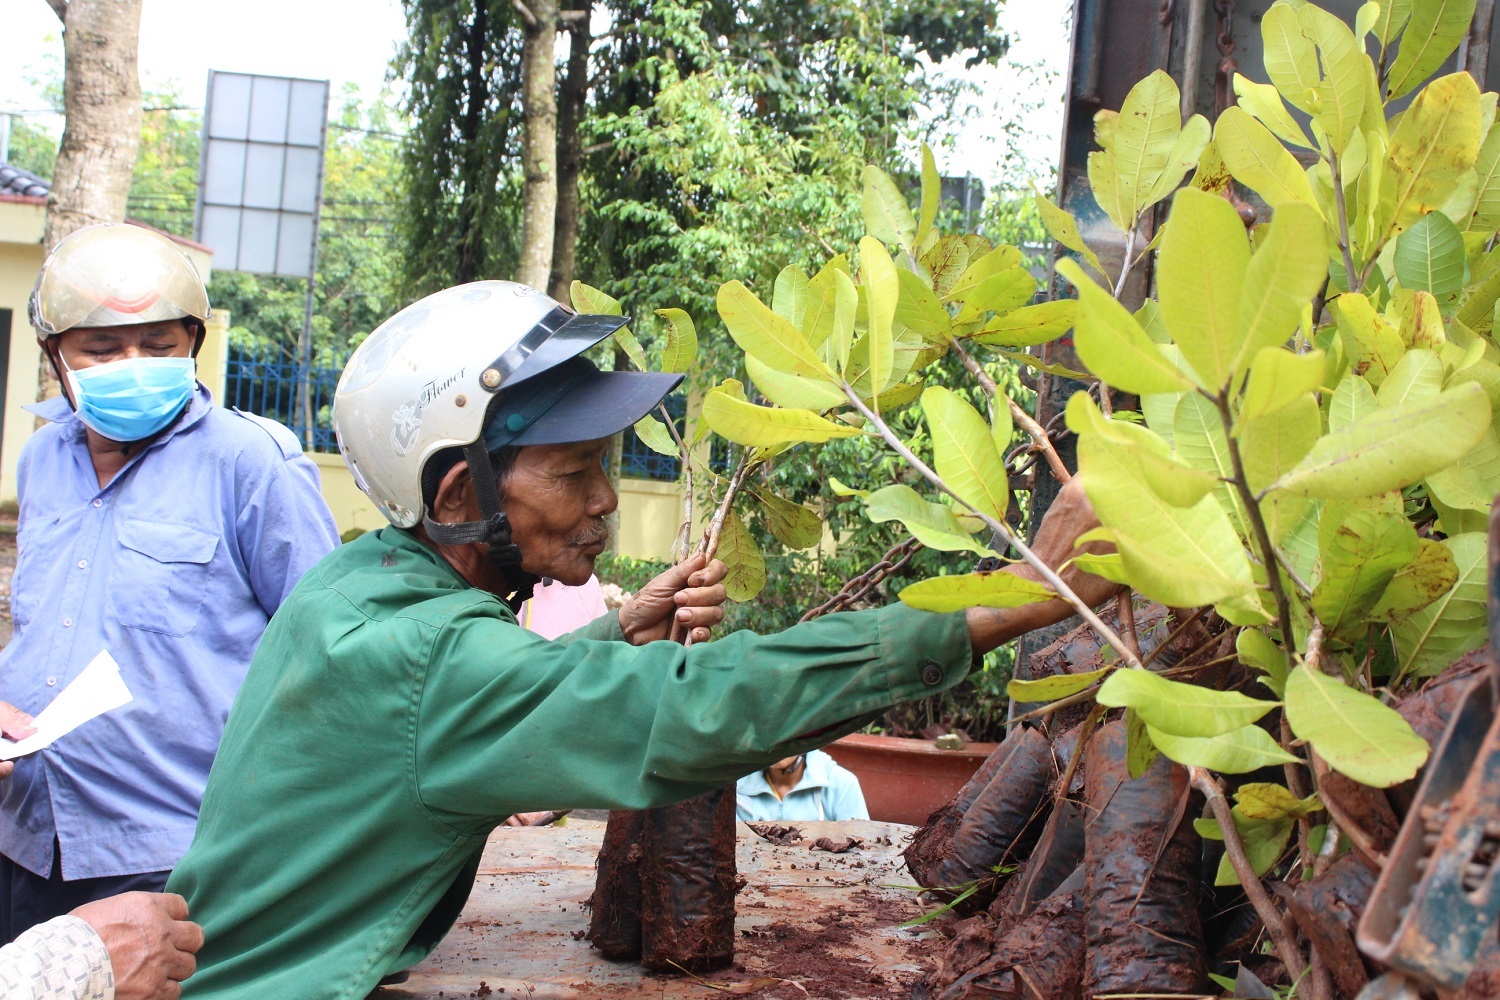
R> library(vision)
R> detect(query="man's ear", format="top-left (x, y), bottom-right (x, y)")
top-left (431, 461), bottom-right (475, 521)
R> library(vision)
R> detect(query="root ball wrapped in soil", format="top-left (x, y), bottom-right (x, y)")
top-left (1083, 720), bottom-right (1208, 996)
top-left (638, 787), bottom-right (741, 973)
top-left (934, 726), bottom-right (1055, 893)
top-left (586, 809), bottom-right (647, 960)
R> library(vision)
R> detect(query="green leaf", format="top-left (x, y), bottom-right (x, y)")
top-left (923, 385), bottom-right (1011, 521)
top-left (859, 236), bottom-right (899, 397)
top-left (1333, 293), bottom-right (1406, 387)
top-left (1374, 0), bottom-right (1413, 46)
top-left (899, 571), bottom-right (1055, 612)
top-left (1158, 187), bottom-right (1252, 390)
top-left (894, 268), bottom-right (952, 343)
top-left (772, 267), bottom-right (810, 329)
top-left (718, 509), bottom-right (767, 602)
top-left (1240, 394), bottom-right (1319, 542)
top-left (1097, 668), bottom-right (1279, 738)
top-left (1385, 0), bottom-right (1478, 101)
top-left (1241, 348), bottom-right (1326, 422)
top-left (1068, 393), bottom-right (1219, 508)
top-left (972, 300), bottom-right (1077, 348)
top-left (718, 280), bottom-right (835, 380)
top-left (1298, 3), bottom-right (1368, 155)
top-left (1057, 258), bottom-right (1198, 394)
top-left (917, 143), bottom-right (940, 244)
top-left (992, 349), bottom-right (1092, 381)
top-left (1235, 783), bottom-right (1322, 820)
top-left (655, 308), bottom-right (699, 374)
top-left (744, 484), bottom-right (823, 551)
top-left (862, 164), bottom-right (917, 248)
top-left (1384, 73), bottom-right (1484, 233)
top-left (1393, 532), bottom-right (1488, 678)
top-left (631, 413), bottom-right (678, 458)
top-left (1262, 3), bottom-right (1320, 114)
top-left (1237, 629), bottom-right (1290, 697)
top-left (1426, 428), bottom-right (1500, 510)
top-left (1468, 123), bottom-right (1500, 231)
top-left (1143, 112), bottom-right (1213, 208)
top-left (921, 235), bottom-right (994, 298)
top-left (1065, 550), bottom-right (1134, 587)
top-left (744, 354), bottom-right (848, 411)
top-left (1147, 724), bottom-right (1299, 773)
top-left (1311, 507), bottom-right (1420, 635)
top-left (1033, 187), bottom-right (1107, 278)
top-left (1394, 212), bottom-right (1467, 297)
top-left (1006, 666), bottom-right (1113, 702)
top-left (945, 245), bottom-right (1023, 304)
top-left (952, 268), bottom-right (1036, 325)
top-left (701, 392), bottom-right (862, 448)
top-left (1328, 372), bottom-right (1378, 431)
top-left (1127, 708), bottom-right (1160, 780)
top-left (1087, 70), bottom-right (1195, 232)
top-left (571, 280), bottom-right (647, 372)
top-left (863, 485), bottom-right (992, 556)
top-left (1369, 537), bottom-right (1460, 622)
top-left (1235, 203), bottom-right (1328, 374)
top-left (1376, 348), bottom-right (1444, 409)
top-left (1212, 814), bottom-right (1296, 886)
top-left (1215, 106), bottom-right (1319, 209)
top-left (1232, 73), bottom-right (1314, 149)
top-left (1285, 666), bottom-right (1429, 787)
top-left (1272, 381), bottom-right (1491, 497)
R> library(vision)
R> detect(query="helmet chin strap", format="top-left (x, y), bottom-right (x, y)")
top-left (420, 441), bottom-right (538, 611)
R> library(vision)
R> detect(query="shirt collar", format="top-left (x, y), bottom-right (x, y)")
top-left (738, 752), bottom-right (834, 796)
top-left (23, 383), bottom-right (216, 444)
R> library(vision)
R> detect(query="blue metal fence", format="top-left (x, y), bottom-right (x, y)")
top-left (620, 393), bottom-right (685, 481)
top-left (224, 345), bottom-right (345, 452)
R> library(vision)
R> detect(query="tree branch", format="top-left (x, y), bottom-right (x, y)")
top-left (1190, 767), bottom-right (1310, 989)
top-left (842, 383), bottom-right (1141, 669)
top-left (510, 0), bottom-right (539, 29)
top-left (949, 335), bottom-right (1072, 484)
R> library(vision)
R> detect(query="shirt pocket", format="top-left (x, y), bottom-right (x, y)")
top-left (112, 519), bottom-right (220, 636)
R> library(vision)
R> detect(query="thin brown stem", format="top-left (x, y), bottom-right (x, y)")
top-left (843, 383), bottom-right (1140, 669)
top-left (1053, 704), bottom-right (1105, 805)
top-left (1330, 153), bottom-right (1360, 293)
top-left (1139, 605), bottom-right (1213, 669)
top-left (1190, 767), bottom-right (1310, 989)
top-left (1116, 592), bottom-right (1141, 662)
top-left (1112, 224), bottom-right (1139, 300)
top-left (949, 336), bottom-right (1071, 484)
top-left (656, 402), bottom-right (694, 561)
top-left (670, 452), bottom-right (754, 646)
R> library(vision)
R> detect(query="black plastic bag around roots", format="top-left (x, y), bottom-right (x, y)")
top-left (586, 809), bottom-right (647, 960)
top-left (639, 786), bottom-right (741, 973)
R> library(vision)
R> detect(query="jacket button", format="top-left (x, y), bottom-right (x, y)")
top-left (921, 661), bottom-right (944, 686)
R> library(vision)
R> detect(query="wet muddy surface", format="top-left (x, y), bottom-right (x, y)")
top-left (377, 819), bottom-right (940, 999)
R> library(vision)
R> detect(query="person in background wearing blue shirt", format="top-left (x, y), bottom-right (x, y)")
top-left (0, 223), bottom-right (340, 942)
top-left (736, 750), bottom-right (869, 823)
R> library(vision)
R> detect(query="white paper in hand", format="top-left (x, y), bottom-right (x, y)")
top-left (0, 650), bottom-right (133, 760)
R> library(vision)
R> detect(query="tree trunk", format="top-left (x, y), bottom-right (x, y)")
top-left (548, 1), bottom-right (591, 300)
top-left (515, 0), bottom-right (559, 291)
top-left (37, 0), bottom-right (144, 402)
top-left (455, 0), bottom-right (490, 285)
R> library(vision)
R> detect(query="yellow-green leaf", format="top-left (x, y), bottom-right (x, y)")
top-left (899, 571), bottom-right (1054, 612)
top-left (1284, 666), bottom-right (1429, 787)
top-left (745, 355), bottom-right (848, 411)
top-left (718, 280), bottom-right (835, 380)
top-left (1384, 72), bottom-right (1483, 234)
top-left (1148, 724), bottom-right (1299, 773)
top-left (632, 413), bottom-right (679, 458)
top-left (1469, 122), bottom-right (1500, 230)
top-left (1097, 668), bottom-right (1280, 738)
top-left (655, 307), bottom-right (699, 374)
top-left (1369, 537), bottom-right (1460, 622)
top-left (1006, 666), bottom-right (1112, 702)
top-left (860, 236), bottom-right (898, 397)
top-left (1385, 0), bottom-right (1478, 101)
top-left (1298, 3), bottom-right (1368, 155)
top-left (1057, 258), bottom-right (1198, 394)
top-left (1237, 628), bottom-right (1290, 697)
top-left (772, 266), bottom-right (810, 329)
top-left (1332, 292), bottom-right (1407, 387)
top-left (1033, 187), bottom-right (1107, 278)
top-left (945, 245), bottom-right (1023, 304)
top-left (1273, 381), bottom-right (1490, 497)
top-left (717, 509), bottom-right (766, 602)
top-left (572, 280), bottom-right (647, 371)
top-left (1393, 532), bottom-right (1488, 677)
top-left (1215, 107), bottom-right (1319, 210)
top-left (1104, 70), bottom-right (1197, 228)
top-left (1375, 348), bottom-right (1444, 408)
top-left (862, 164), bottom-right (916, 248)
top-left (1235, 783), bottom-right (1322, 820)
top-left (1158, 187), bottom-right (1252, 390)
top-left (1143, 112), bottom-right (1213, 208)
top-left (863, 484), bottom-right (992, 556)
top-left (1241, 347), bottom-right (1327, 422)
top-left (971, 300), bottom-right (1077, 348)
top-left (1240, 394), bottom-right (1319, 543)
top-left (894, 268), bottom-right (952, 343)
top-left (1233, 73), bottom-right (1314, 149)
top-left (1066, 549), bottom-right (1134, 586)
top-left (921, 234), bottom-right (994, 297)
top-left (1234, 203), bottom-right (1328, 375)
top-left (1373, 0), bottom-right (1413, 46)
top-left (1262, 2), bottom-right (1320, 113)
top-left (952, 268), bottom-right (1036, 325)
top-left (923, 385), bottom-right (1011, 520)
top-left (1068, 392), bottom-right (1218, 508)
top-left (701, 392), bottom-right (862, 448)
top-left (1311, 506), bottom-right (1420, 635)
top-left (747, 484), bottom-right (823, 550)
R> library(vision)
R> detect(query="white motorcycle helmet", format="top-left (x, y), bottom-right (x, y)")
top-left (333, 280), bottom-right (681, 599)
top-left (30, 223), bottom-right (211, 347)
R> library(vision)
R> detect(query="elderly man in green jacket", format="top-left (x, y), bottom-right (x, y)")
top-left (167, 280), bottom-right (1115, 1000)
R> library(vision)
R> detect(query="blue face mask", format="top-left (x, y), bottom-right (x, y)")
top-left (63, 356), bottom-right (197, 442)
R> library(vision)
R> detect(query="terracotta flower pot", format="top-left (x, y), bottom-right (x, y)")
top-left (824, 733), bottom-right (1001, 826)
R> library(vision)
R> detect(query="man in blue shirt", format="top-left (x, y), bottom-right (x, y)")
top-left (735, 750), bottom-right (869, 823)
top-left (0, 224), bottom-right (340, 941)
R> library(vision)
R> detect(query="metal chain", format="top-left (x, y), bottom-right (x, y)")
top-left (798, 537), bottom-right (923, 623)
top-left (1214, 0), bottom-right (1239, 114)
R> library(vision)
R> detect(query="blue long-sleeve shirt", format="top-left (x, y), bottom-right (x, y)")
top-left (0, 388), bottom-right (340, 880)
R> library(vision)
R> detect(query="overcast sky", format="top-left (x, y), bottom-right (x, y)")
top-left (0, 1), bottom-right (1068, 188)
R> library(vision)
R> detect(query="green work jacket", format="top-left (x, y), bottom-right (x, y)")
top-left (168, 527), bottom-right (972, 1000)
